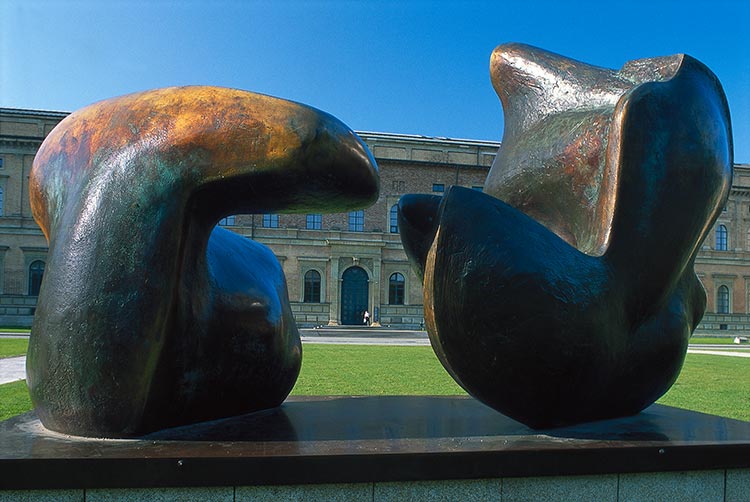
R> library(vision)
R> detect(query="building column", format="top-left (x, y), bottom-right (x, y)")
top-left (327, 258), bottom-right (340, 325)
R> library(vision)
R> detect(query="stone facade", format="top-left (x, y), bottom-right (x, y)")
top-left (1, 107), bottom-right (749, 333)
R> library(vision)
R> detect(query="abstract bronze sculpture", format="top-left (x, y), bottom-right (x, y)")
top-left (28, 87), bottom-right (379, 437)
top-left (399, 44), bottom-right (732, 428)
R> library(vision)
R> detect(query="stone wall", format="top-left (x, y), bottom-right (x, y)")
top-left (2, 470), bottom-right (748, 502)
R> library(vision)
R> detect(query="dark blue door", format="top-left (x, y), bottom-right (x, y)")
top-left (341, 266), bottom-right (368, 325)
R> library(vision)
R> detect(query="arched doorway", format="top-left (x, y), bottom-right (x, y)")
top-left (341, 266), bottom-right (368, 325)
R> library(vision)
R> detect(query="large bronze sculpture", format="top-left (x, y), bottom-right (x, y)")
top-left (28, 87), bottom-right (379, 437)
top-left (26, 43), bottom-right (732, 438)
top-left (399, 44), bottom-right (733, 428)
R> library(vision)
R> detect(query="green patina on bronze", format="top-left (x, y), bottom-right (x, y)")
top-left (28, 86), bottom-right (379, 437)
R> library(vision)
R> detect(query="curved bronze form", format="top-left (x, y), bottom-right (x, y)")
top-left (399, 44), bottom-right (732, 428)
top-left (28, 87), bottom-right (379, 437)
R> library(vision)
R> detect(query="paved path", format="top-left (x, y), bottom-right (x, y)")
top-left (301, 335), bottom-right (430, 346)
top-left (0, 356), bottom-right (25, 385)
top-left (687, 348), bottom-right (750, 358)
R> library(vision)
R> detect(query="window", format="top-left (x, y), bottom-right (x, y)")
top-left (29, 260), bottom-right (45, 296)
top-left (389, 272), bottom-right (405, 305)
top-left (0, 186), bottom-right (3, 216)
top-left (303, 270), bottom-right (321, 303)
top-left (389, 205), bottom-right (399, 233)
top-left (218, 215), bottom-right (235, 226)
top-left (717, 285), bottom-right (730, 314)
top-left (263, 214), bottom-right (279, 228)
top-left (432, 183), bottom-right (445, 193)
top-left (349, 210), bottom-right (364, 232)
top-left (0, 158), bottom-right (4, 168)
top-left (306, 214), bottom-right (322, 230)
top-left (715, 224), bottom-right (728, 250)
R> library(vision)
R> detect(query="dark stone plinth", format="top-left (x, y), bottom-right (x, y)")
top-left (1, 396), bottom-right (748, 490)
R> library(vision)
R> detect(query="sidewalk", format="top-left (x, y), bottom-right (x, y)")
top-left (0, 356), bottom-right (25, 385)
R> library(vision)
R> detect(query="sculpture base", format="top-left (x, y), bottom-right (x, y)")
top-left (1, 396), bottom-right (748, 498)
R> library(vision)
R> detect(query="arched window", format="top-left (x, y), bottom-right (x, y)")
top-left (389, 204), bottom-right (399, 233)
top-left (715, 224), bottom-right (728, 250)
top-left (389, 272), bottom-right (405, 305)
top-left (303, 270), bottom-right (321, 303)
top-left (349, 210), bottom-right (364, 232)
top-left (29, 260), bottom-right (45, 296)
top-left (0, 186), bottom-right (4, 216)
top-left (218, 215), bottom-right (235, 226)
top-left (263, 214), bottom-right (279, 228)
top-left (717, 285), bottom-right (730, 314)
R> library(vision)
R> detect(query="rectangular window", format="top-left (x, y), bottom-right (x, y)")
top-left (432, 183), bottom-right (445, 193)
top-left (263, 214), bottom-right (279, 228)
top-left (306, 214), bottom-right (322, 230)
top-left (389, 205), bottom-right (399, 233)
top-left (0, 158), bottom-right (4, 168)
top-left (218, 215), bottom-right (235, 226)
top-left (348, 210), bottom-right (364, 232)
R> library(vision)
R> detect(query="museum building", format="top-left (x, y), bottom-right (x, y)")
top-left (1, 106), bottom-right (748, 333)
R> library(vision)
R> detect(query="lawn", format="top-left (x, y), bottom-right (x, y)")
top-left (690, 336), bottom-right (748, 345)
top-left (0, 338), bottom-right (28, 358)
top-left (0, 343), bottom-right (747, 423)
top-left (290, 344), bottom-right (464, 395)
top-left (0, 381), bottom-right (32, 421)
top-left (658, 353), bottom-right (749, 420)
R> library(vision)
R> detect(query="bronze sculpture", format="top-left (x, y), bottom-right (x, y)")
top-left (28, 87), bottom-right (379, 437)
top-left (26, 43), bottom-right (733, 437)
top-left (399, 44), bottom-right (732, 428)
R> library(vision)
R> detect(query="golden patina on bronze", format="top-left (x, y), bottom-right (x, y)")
top-left (399, 44), bottom-right (732, 428)
top-left (28, 86), bottom-right (379, 437)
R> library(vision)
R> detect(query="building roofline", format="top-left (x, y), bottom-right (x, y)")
top-left (356, 130), bottom-right (501, 148)
top-left (3, 107), bottom-right (748, 167)
top-left (1, 107), bottom-right (70, 119)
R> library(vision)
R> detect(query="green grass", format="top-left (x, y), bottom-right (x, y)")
top-left (0, 380), bottom-right (32, 421)
top-left (0, 338), bottom-right (28, 358)
top-left (0, 345), bottom-right (747, 424)
top-left (0, 327), bottom-right (31, 333)
top-left (290, 344), bottom-right (465, 395)
top-left (690, 336), bottom-right (747, 345)
top-left (657, 353), bottom-right (749, 421)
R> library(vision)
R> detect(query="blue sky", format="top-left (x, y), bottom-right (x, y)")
top-left (2, 1), bottom-right (749, 162)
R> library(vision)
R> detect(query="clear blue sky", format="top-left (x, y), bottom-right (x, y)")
top-left (2, 1), bottom-right (749, 162)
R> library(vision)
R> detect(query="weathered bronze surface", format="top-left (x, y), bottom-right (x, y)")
top-left (28, 87), bottom-right (379, 437)
top-left (399, 44), bottom-right (733, 428)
